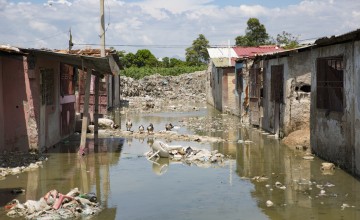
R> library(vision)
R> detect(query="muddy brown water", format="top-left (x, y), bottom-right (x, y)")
top-left (1, 105), bottom-right (360, 220)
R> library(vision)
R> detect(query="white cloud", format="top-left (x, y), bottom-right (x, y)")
top-left (0, 0), bottom-right (359, 58)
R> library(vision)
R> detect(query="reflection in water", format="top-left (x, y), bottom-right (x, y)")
top-left (150, 158), bottom-right (170, 176)
top-left (147, 137), bottom-right (154, 148)
top-left (0, 136), bottom-right (124, 220)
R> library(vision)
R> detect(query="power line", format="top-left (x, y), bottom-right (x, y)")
top-left (73, 43), bottom-right (238, 48)
top-left (13, 30), bottom-right (68, 44)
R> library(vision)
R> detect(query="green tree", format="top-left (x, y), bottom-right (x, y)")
top-left (169, 58), bottom-right (185, 67)
top-left (123, 52), bottom-right (136, 68)
top-left (162, 57), bottom-right (170, 68)
top-left (134, 49), bottom-right (159, 67)
top-left (235, 18), bottom-right (269, 46)
top-left (185, 34), bottom-right (210, 66)
top-left (276, 31), bottom-right (299, 49)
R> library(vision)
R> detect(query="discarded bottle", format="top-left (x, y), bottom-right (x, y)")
top-left (80, 193), bottom-right (97, 202)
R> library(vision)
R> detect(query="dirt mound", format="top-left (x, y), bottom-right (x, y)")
top-left (281, 128), bottom-right (310, 150)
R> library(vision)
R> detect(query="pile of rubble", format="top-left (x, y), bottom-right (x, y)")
top-left (145, 141), bottom-right (226, 168)
top-left (120, 71), bottom-right (207, 113)
top-left (120, 71), bottom-right (206, 99)
top-left (5, 188), bottom-right (101, 219)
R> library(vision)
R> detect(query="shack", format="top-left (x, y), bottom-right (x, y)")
top-left (0, 45), bottom-right (121, 152)
top-left (206, 47), bottom-right (238, 114)
top-left (310, 29), bottom-right (360, 176)
top-left (244, 45), bottom-right (312, 138)
top-left (234, 46), bottom-right (283, 124)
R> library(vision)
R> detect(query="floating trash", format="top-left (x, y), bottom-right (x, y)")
top-left (266, 200), bottom-right (274, 207)
top-left (145, 141), bottom-right (226, 170)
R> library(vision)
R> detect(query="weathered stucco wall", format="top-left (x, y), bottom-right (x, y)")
top-left (284, 51), bottom-right (312, 135)
top-left (354, 40), bottom-right (360, 176)
top-left (0, 57), bottom-right (4, 151)
top-left (261, 50), bottom-right (312, 137)
top-left (205, 62), bottom-right (215, 107)
top-left (24, 56), bottom-right (40, 150)
top-left (2, 56), bottom-right (30, 151)
top-left (310, 42), bottom-right (355, 173)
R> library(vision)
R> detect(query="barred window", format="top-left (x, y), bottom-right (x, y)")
top-left (41, 68), bottom-right (54, 105)
top-left (316, 57), bottom-right (344, 112)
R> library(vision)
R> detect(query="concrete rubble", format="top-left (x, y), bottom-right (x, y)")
top-left (145, 140), bottom-right (226, 168)
top-left (5, 188), bottom-right (101, 219)
top-left (120, 71), bottom-right (206, 113)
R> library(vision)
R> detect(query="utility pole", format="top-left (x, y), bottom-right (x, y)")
top-left (100, 0), bottom-right (105, 57)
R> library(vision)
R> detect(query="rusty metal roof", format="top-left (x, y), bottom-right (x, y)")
top-left (233, 45), bottom-right (282, 58)
top-left (315, 28), bottom-right (360, 46)
top-left (0, 45), bottom-right (122, 75)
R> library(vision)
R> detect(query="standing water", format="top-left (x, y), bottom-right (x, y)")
top-left (1, 104), bottom-right (360, 220)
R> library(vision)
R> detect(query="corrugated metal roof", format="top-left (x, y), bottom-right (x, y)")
top-left (207, 47), bottom-right (238, 58)
top-left (0, 45), bottom-right (122, 74)
top-left (233, 45), bottom-right (282, 58)
top-left (315, 28), bottom-right (360, 46)
top-left (211, 57), bottom-right (236, 67)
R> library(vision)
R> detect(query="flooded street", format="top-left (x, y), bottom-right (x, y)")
top-left (1, 104), bottom-right (360, 220)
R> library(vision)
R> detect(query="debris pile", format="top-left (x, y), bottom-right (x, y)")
top-left (145, 141), bottom-right (226, 168)
top-left (120, 71), bottom-right (206, 99)
top-left (5, 188), bottom-right (101, 219)
top-left (120, 71), bottom-right (207, 113)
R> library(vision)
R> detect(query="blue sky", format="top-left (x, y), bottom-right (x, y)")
top-left (1, 0), bottom-right (359, 58)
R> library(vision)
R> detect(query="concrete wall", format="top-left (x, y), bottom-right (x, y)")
top-left (2, 56), bottom-right (30, 151)
top-left (261, 50), bottom-right (312, 137)
top-left (205, 62), bottom-right (215, 107)
top-left (310, 42), bottom-right (357, 174)
top-left (23, 56), bottom-right (40, 150)
top-left (354, 40), bottom-right (360, 176)
top-left (0, 57), bottom-right (3, 151)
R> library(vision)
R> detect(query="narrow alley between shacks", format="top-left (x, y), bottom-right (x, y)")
top-left (1, 99), bottom-right (360, 219)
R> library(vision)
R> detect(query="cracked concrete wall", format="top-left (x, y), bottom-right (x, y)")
top-left (206, 62), bottom-right (222, 112)
top-left (206, 62), bottom-right (215, 107)
top-left (354, 40), bottom-right (360, 176)
top-left (310, 41), bottom-right (359, 176)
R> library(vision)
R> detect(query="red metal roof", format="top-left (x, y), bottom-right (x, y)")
top-left (233, 45), bottom-right (283, 58)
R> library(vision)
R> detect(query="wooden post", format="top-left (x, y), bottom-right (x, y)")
top-left (78, 68), bottom-right (92, 155)
top-left (94, 75), bottom-right (100, 151)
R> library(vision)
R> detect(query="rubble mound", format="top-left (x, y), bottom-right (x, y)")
top-left (5, 188), bottom-right (101, 219)
top-left (120, 71), bottom-right (206, 101)
top-left (281, 128), bottom-right (310, 150)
